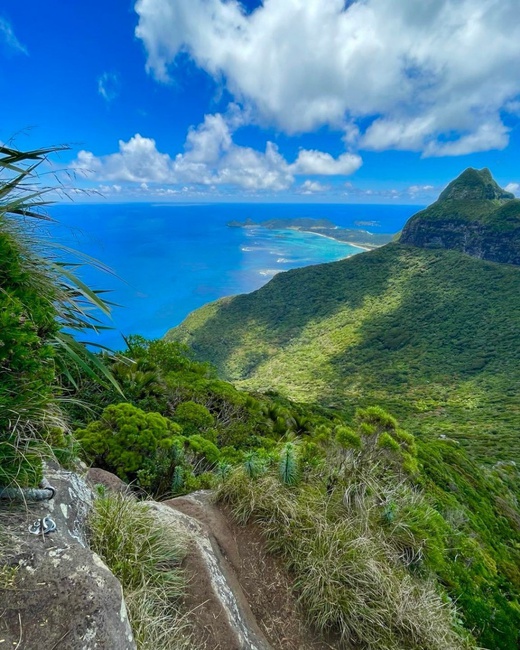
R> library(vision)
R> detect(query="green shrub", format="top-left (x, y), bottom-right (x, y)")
top-left (0, 227), bottom-right (58, 486)
top-left (279, 443), bottom-right (300, 486)
top-left (136, 439), bottom-right (187, 497)
top-left (336, 426), bottom-right (361, 449)
top-left (76, 403), bottom-right (182, 481)
top-left (173, 401), bottom-right (214, 434)
top-left (186, 434), bottom-right (221, 466)
top-left (330, 408), bottom-right (419, 483)
top-left (243, 451), bottom-right (267, 479)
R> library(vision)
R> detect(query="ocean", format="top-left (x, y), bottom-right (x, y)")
top-left (49, 202), bottom-right (422, 349)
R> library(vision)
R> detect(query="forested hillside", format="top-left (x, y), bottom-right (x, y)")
top-left (167, 243), bottom-right (520, 465)
top-left (3, 152), bottom-right (520, 649)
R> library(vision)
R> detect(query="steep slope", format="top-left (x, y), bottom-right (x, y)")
top-left (166, 243), bottom-right (520, 465)
top-left (400, 168), bottom-right (520, 264)
top-left (156, 492), bottom-right (339, 650)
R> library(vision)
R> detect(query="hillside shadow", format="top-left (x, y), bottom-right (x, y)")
top-left (329, 247), bottom-right (520, 377)
top-left (181, 244), bottom-right (401, 377)
top-left (320, 248), bottom-right (520, 458)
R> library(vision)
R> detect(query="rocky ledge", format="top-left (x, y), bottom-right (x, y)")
top-left (0, 467), bottom-right (135, 650)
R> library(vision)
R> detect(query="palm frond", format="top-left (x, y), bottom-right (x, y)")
top-left (1, 143), bottom-right (122, 394)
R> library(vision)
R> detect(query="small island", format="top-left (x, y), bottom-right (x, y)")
top-left (227, 216), bottom-right (395, 249)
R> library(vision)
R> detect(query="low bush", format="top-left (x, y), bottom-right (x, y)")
top-left (76, 403), bottom-right (182, 481)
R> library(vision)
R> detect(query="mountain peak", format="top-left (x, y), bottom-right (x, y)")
top-left (400, 168), bottom-right (520, 264)
top-left (438, 168), bottom-right (515, 202)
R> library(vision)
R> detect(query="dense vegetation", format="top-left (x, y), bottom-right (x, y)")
top-left (66, 337), bottom-right (520, 649)
top-left (218, 431), bottom-right (470, 650)
top-left (0, 218), bottom-right (58, 485)
top-left (400, 168), bottom-right (520, 264)
top-left (0, 145), bottom-right (115, 487)
top-left (2, 153), bottom-right (520, 649)
top-left (167, 243), bottom-right (520, 467)
top-left (68, 336), bottom-right (337, 497)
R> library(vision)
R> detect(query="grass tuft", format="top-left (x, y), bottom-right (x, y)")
top-left (217, 467), bottom-right (475, 650)
top-left (88, 491), bottom-right (192, 649)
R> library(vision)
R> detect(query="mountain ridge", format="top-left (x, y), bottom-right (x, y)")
top-left (400, 168), bottom-right (520, 264)
top-left (166, 169), bottom-right (520, 466)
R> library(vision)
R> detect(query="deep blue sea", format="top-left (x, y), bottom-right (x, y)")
top-left (49, 202), bottom-right (423, 349)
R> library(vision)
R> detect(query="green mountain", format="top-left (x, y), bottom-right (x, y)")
top-left (400, 168), bottom-right (520, 264)
top-left (166, 171), bottom-right (520, 467)
top-left (164, 171), bottom-right (520, 646)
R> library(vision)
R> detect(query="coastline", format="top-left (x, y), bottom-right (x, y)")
top-left (231, 220), bottom-right (388, 251)
top-left (293, 228), bottom-right (371, 251)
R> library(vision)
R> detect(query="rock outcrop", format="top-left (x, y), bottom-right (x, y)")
top-left (149, 491), bottom-right (273, 650)
top-left (151, 491), bottom-right (339, 650)
top-left (87, 466), bottom-right (129, 493)
top-left (400, 168), bottom-right (520, 264)
top-left (0, 466), bottom-right (136, 650)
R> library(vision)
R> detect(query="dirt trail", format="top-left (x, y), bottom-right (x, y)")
top-left (163, 491), bottom-right (341, 650)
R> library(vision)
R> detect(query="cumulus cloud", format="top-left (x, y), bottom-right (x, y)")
top-left (135, 0), bottom-right (520, 155)
top-left (407, 185), bottom-right (434, 193)
top-left (73, 128), bottom-right (293, 191)
top-left (73, 107), bottom-right (360, 192)
top-left (291, 149), bottom-right (362, 175)
top-left (505, 182), bottom-right (520, 196)
top-left (341, 182), bottom-right (438, 201)
top-left (299, 180), bottom-right (330, 194)
top-left (0, 16), bottom-right (27, 55)
top-left (74, 134), bottom-right (173, 182)
top-left (73, 114), bottom-right (293, 191)
top-left (98, 72), bottom-right (121, 102)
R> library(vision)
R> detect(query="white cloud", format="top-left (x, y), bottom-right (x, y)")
top-left (214, 142), bottom-right (293, 191)
top-left (99, 184), bottom-right (123, 194)
top-left (74, 134), bottom-right (173, 182)
top-left (291, 149), bottom-right (362, 175)
top-left (505, 182), bottom-right (520, 196)
top-left (135, 0), bottom-right (520, 155)
top-left (73, 116), bottom-right (288, 191)
top-left (423, 120), bottom-right (510, 157)
top-left (342, 182), bottom-right (438, 201)
top-left (183, 113), bottom-right (232, 163)
top-left (0, 16), bottom-right (27, 55)
top-left (406, 184), bottom-right (438, 199)
top-left (98, 72), bottom-right (121, 102)
top-left (299, 180), bottom-right (330, 194)
top-left (73, 108), bottom-right (361, 192)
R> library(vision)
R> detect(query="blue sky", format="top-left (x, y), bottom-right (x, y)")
top-left (1, 0), bottom-right (519, 203)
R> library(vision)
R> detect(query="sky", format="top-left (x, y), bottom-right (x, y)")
top-left (1, 0), bottom-right (519, 204)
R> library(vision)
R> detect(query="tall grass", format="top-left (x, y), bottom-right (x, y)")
top-left (0, 144), bottom-right (121, 487)
top-left (88, 491), bottom-right (192, 649)
top-left (217, 469), bottom-right (475, 650)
